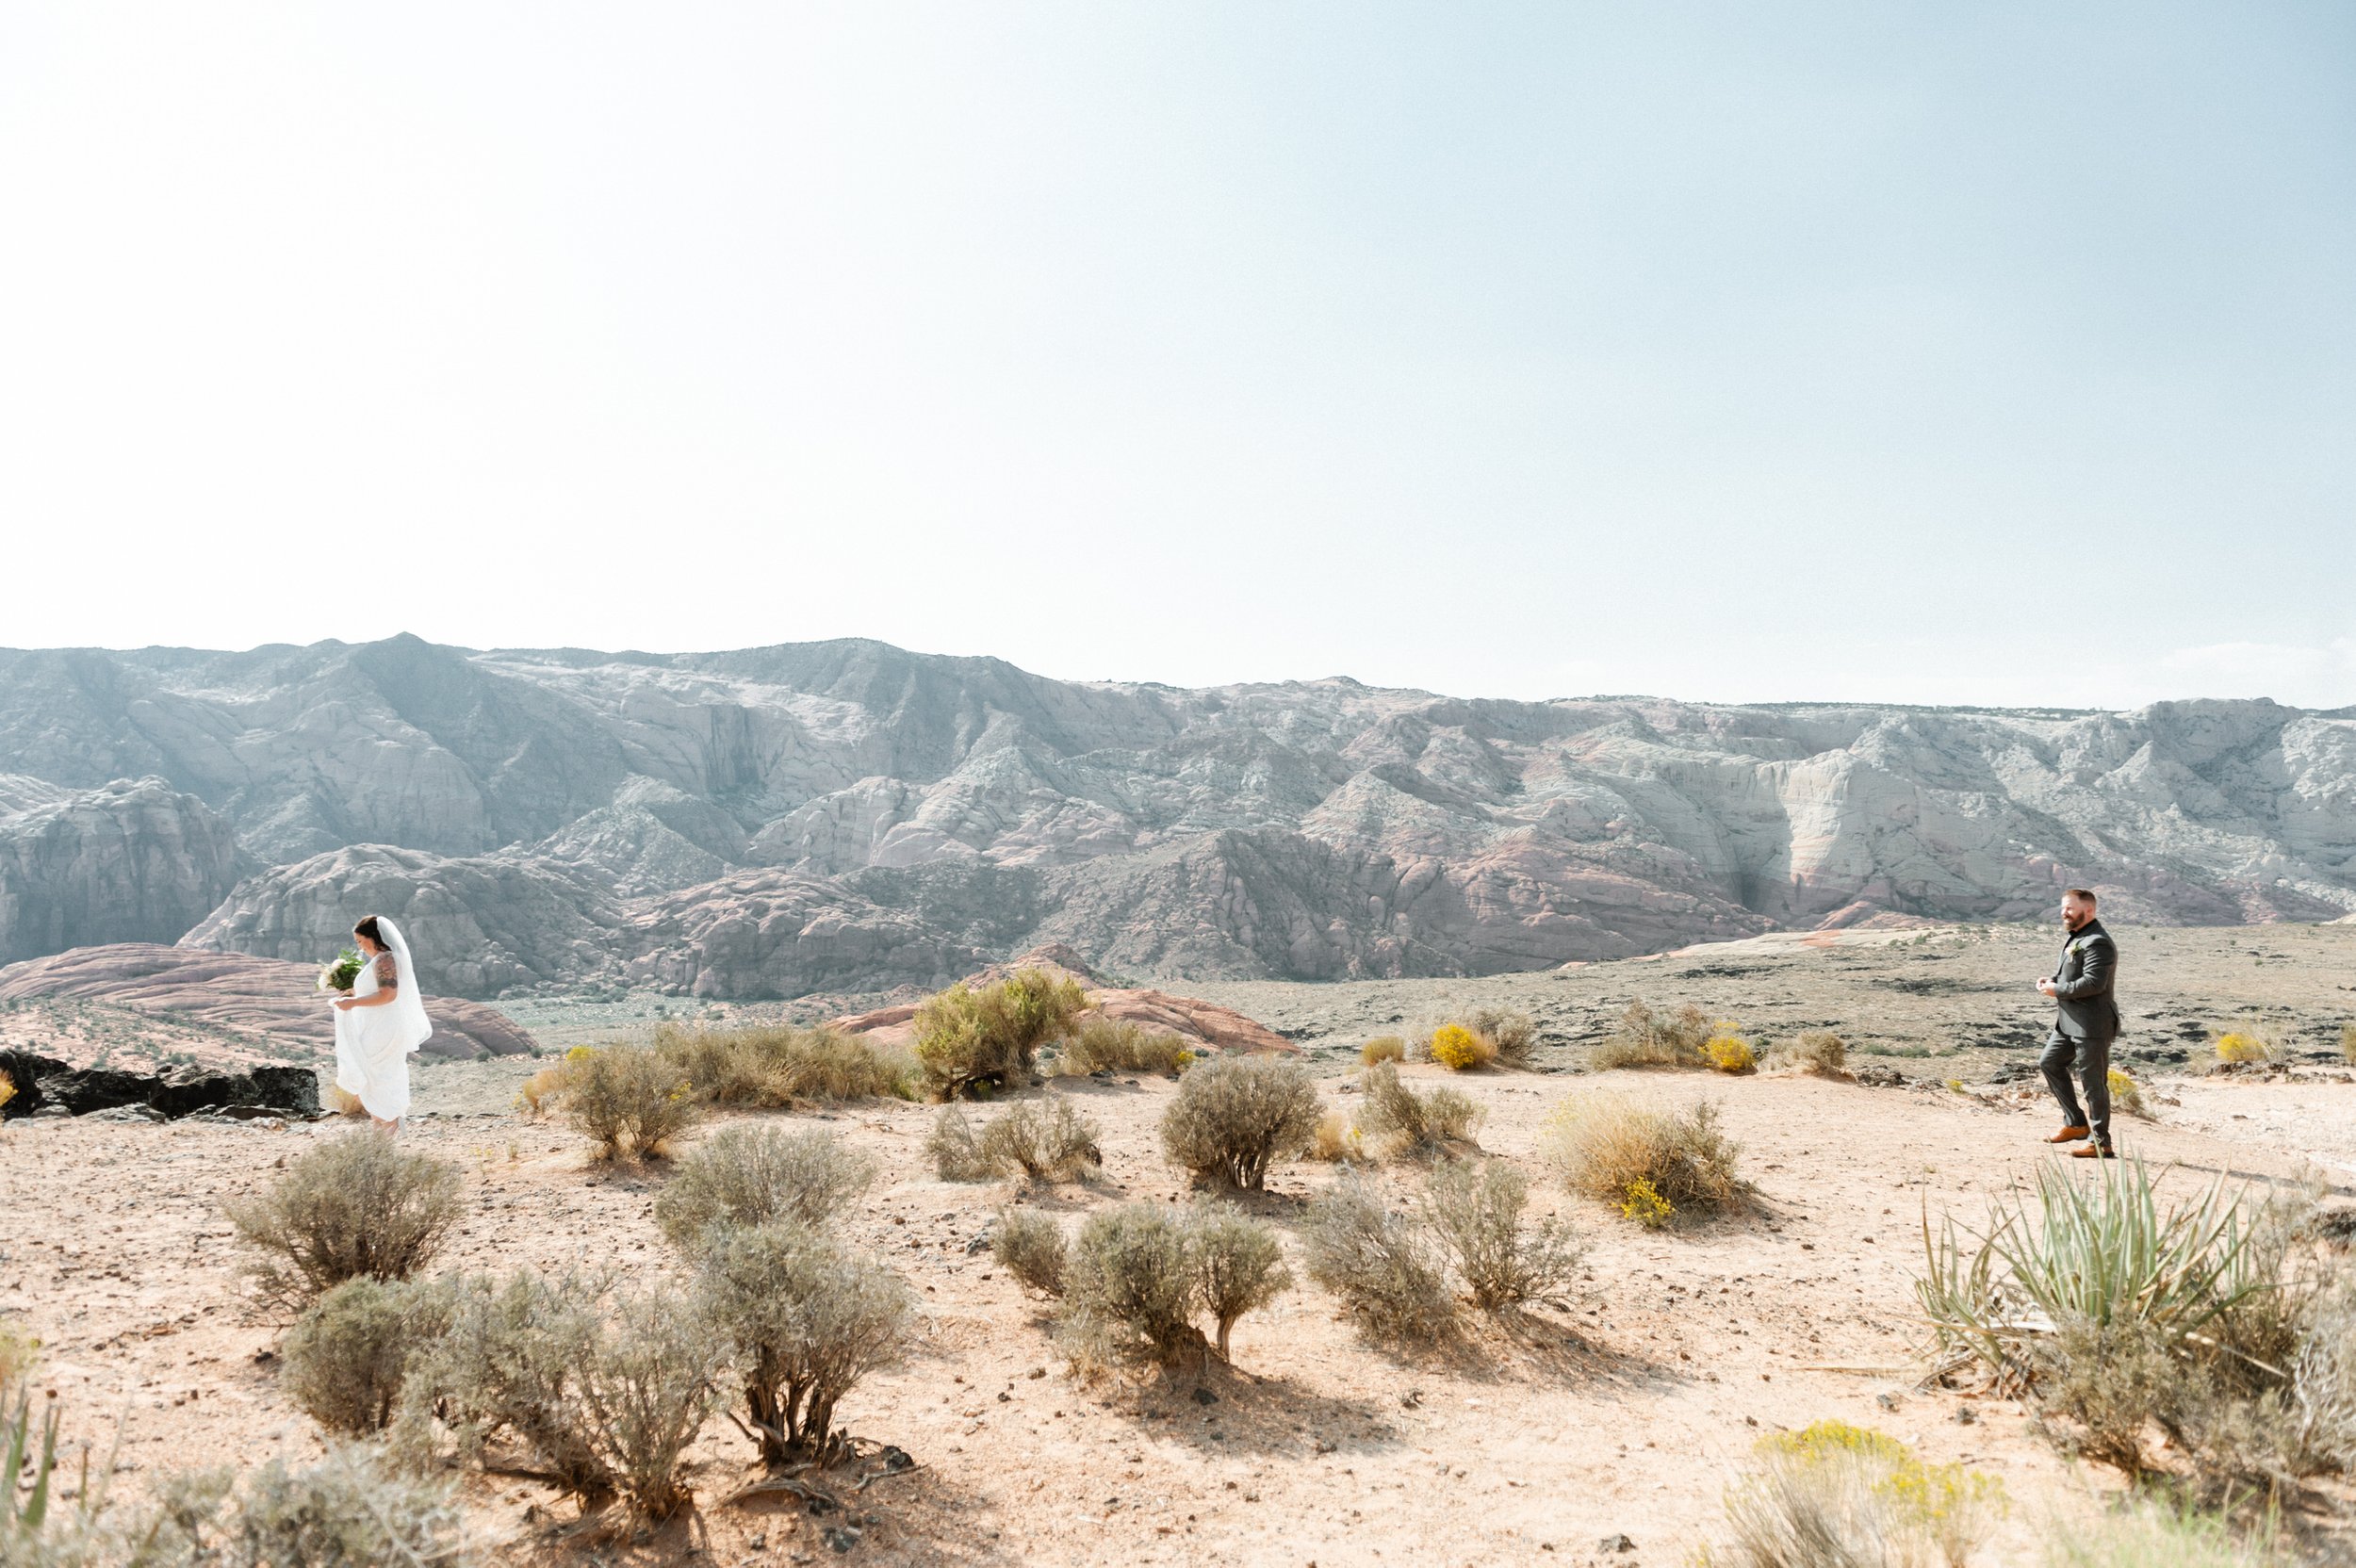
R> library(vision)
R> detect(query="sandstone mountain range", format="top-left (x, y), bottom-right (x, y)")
top-left (1, 634), bottom-right (2349, 1001)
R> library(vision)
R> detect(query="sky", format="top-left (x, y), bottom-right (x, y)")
top-left (1, 3), bottom-right (2351, 710)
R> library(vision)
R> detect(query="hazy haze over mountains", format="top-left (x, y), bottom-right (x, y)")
top-left (1, 634), bottom-right (2349, 998)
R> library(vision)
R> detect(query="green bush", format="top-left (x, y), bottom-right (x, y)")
top-left (992, 1208), bottom-right (1070, 1297)
top-left (695, 1221), bottom-right (912, 1465)
top-left (1422, 1159), bottom-right (1583, 1312)
top-left (654, 1126), bottom-right (877, 1252)
top-left (560, 1045), bottom-right (700, 1160)
top-left (1301, 1174), bottom-right (1452, 1343)
top-left (225, 1132), bottom-right (463, 1309)
top-left (914, 969), bottom-right (1088, 1099)
top-left (1160, 1054), bottom-right (1319, 1190)
top-left (281, 1277), bottom-right (453, 1435)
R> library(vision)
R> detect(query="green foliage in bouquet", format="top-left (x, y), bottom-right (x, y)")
top-left (320, 947), bottom-right (364, 993)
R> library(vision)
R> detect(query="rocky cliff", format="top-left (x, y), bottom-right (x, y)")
top-left (0, 776), bottom-right (242, 965)
top-left (3, 636), bottom-right (2351, 998)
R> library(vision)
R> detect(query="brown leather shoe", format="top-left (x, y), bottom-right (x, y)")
top-left (2070, 1143), bottom-right (2117, 1159)
top-left (2045, 1126), bottom-right (2090, 1143)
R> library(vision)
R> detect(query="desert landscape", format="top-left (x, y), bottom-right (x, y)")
top-left (5, 923), bottom-right (2352, 1565)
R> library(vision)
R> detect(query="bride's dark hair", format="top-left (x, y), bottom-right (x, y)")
top-left (353, 915), bottom-right (386, 948)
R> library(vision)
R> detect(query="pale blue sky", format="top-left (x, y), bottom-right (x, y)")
top-left (2, 4), bottom-right (2350, 708)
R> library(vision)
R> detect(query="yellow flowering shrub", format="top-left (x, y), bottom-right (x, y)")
top-left (1706, 1033), bottom-right (1756, 1074)
top-left (2105, 1067), bottom-right (2148, 1119)
top-left (2214, 1032), bottom-right (2271, 1064)
top-left (1732, 1422), bottom-right (2006, 1568)
top-left (1620, 1178), bottom-right (1673, 1229)
top-left (1429, 1023), bottom-right (1496, 1071)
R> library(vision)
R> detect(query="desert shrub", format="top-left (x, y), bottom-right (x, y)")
top-left (1060, 1203), bottom-right (1205, 1366)
top-left (980, 1097), bottom-right (1104, 1184)
top-left (914, 968), bottom-right (1088, 1099)
top-left (1301, 1174), bottom-right (1453, 1342)
top-left (1539, 1092), bottom-right (1742, 1223)
top-left (2107, 1067), bottom-right (2149, 1119)
top-left (1161, 1054), bottom-right (1319, 1190)
top-left (1308, 1110), bottom-right (1362, 1163)
top-left (1717, 1420), bottom-right (2004, 1568)
top-left (655, 1021), bottom-right (908, 1106)
top-left (281, 1276), bottom-right (454, 1435)
top-left (1361, 1036), bottom-right (1406, 1066)
top-left (561, 1045), bottom-right (700, 1159)
top-left (1707, 1031), bottom-right (1757, 1074)
top-left (1190, 1205), bottom-right (1291, 1360)
top-left (2211, 1028), bottom-right (2275, 1065)
top-left (1427, 1023), bottom-right (1497, 1072)
top-left (398, 1270), bottom-right (728, 1518)
top-left (1422, 1159), bottom-right (1583, 1312)
top-left (1054, 1016), bottom-right (1194, 1076)
top-left (2046, 1498), bottom-right (2276, 1568)
top-left (2343, 1021), bottom-right (2356, 1066)
top-left (1466, 1007), bottom-right (1538, 1067)
top-left (1588, 1000), bottom-right (1714, 1070)
top-left (2295, 1274), bottom-right (2356, 1472)
top-left (226, 1132), bottom-right (464, 1309)
top-left (0, 1316), bottom-right (36, 1388)
top-left (1920, 1157), bottom-right (2332, 1486)
top-left (1354, 1063), bottom-right (1483, 1160)
top-left (515, 1064), bottom-right (567, 1117)
top-left (992, 1208), bottom-right (1070, 1297)
top-left (1620, 1178), bottom-right (1674, 1229)
top-left (695, 1220), bottom-right (912, 1465)
top-left (654, 1126), bottom-right (878, 1252)
top-left (1788, 1029), bottom-right (1848, 1075)
top-left (86, 1446), bottom-right (470, 1568)
top-left (926, 1104), bottom-right (997, 1181)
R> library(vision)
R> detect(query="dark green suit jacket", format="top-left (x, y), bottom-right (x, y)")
top-left (2049, 918), bottom-right (2121, 1042)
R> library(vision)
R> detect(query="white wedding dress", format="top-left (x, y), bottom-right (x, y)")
top-left (333, 918), bottom-right (434, 1120)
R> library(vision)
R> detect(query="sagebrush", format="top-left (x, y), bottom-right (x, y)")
top-left (226, 1132), bottom-right (463, 1309)
top-left (654, 1126), bottom-right (878, 1252)
top-left (1716, 1420), bottom-right (2004, 1568)
top-left (992, 1208), bottom-right (1070, 1297)
top-left (1054, 1016), bottom-right (1193, 1076)
top-left (1055, 1202), bottom-right (1290, 1367)
top-left (1422, 1159), bottom-right (1583, 1312)
top-left (559, 1045), bottom-right (700, 1159)
top-left (1354, 1062), bottom-right (1481, 1160)
top-left (1465, 1007), bottom-right (1538, 1067)
top-left (695, 1220), bottom-right (912, 1464)
top-left (1161, 1054), bottom-right (1319, 1190)
top-left (1301, 1174), bottom-right (1453, 1342)
top-left (281, 1276), bottom-right (454, 1434)
top-left (1589, 1000), bottom-right (1714, 1070)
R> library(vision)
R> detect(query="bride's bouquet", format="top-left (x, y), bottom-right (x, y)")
top-left (317, 947), bottom-right (364, 994)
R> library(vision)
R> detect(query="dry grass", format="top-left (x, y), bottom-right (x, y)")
top-left (1784, 1030), bottom-right (1848, 1077)
top-left (1307, 1110), bottom-right (1363, 1163)
top-left (558, 1046), bottom-right (700, 1160)
top-left (1587, 999), bottom-right (1715, 1070)
top-left (654, 1021), bottom-right (911, 1106)
top-left (1052, 1016), bottom-right (1194, 1077)
top-left (695, 1220), bottom-right (913, 1465)
top-left (914, 968), bottom-right (1089, 1100)
top-left (0, 1315), bottom-right (35, 1389)
top-left (1301, 1173), bottom-right (1453, 1343)
top-left (1539, 1091), bottom-right (1742, 1225)
top-left (654, 1126), bottom-right (878, 1252)
top-left (991, 1208), bottom-right (1070, 1298)
top-left (1354, 1063), bottom-right (1482, 1160)
top-left (225, 1132), bottom-right (464, 1310)
top-left (281, 1276), bottom-right (453, 1435)
top-left (1360, 1037), bottom-right (1406, 1067)
top-left (1422, 1158), bottom-right (1583, 1312)
top-left (1161, 1054), bottom-right (1319, 1191)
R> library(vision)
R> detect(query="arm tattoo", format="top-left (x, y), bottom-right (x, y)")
top-left (374, 953), bottom-right (399, 991)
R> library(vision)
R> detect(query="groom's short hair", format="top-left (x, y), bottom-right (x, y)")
top-left (2063, 888), bottom-right (2096, 906)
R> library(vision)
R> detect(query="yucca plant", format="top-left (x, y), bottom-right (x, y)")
top-left (1919, 1156), bottom-right (2278, 1384)
top-left (4, 1379), bottom-right (61, 1535)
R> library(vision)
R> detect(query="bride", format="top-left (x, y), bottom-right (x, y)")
top-left (329, 914), bottom-right (434, 1130)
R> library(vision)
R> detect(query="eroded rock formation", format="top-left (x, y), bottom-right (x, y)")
top-left (0, 776), bottom-right (241, 965)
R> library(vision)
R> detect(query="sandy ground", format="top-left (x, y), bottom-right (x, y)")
top-left (7, 1043), bottom-right (2354, 1566)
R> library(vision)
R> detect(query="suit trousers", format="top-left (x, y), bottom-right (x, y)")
top-left (2040, 1031), bottom-right (2113, 1148)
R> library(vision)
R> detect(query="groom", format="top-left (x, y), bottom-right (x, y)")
top-left (2036, 887), bottom-right (2122, 1158)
